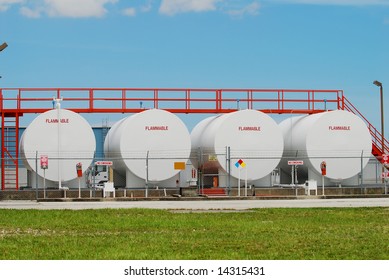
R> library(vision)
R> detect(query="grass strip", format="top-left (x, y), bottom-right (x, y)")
top-left (0, 207), bottom-right (388, 260)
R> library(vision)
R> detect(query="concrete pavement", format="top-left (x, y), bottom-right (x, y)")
top-left (1, 197), bottom-right (389, 210)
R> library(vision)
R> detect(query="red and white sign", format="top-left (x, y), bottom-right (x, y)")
top-left (320, 161), bottom-right (327, 176)
top-left (40, 155), bottom-right (48, 169)
top-left (288, 160), bottom-right (304, 165)
top-left (95, 161), bottom-right (113, 166)
top-left (76, 162), bottom-right (83, 177)
top-left (382, 154), bottom-right (389, 164)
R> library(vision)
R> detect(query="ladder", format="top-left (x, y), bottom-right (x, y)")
top-left (1, 112), bottom-right (19, 190)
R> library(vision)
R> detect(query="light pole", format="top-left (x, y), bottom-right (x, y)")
top-left (373, 80), bottom-right (385, 183)
top-left (53, 97), bottom-right (63, 189)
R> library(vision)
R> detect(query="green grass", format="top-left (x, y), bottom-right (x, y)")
top-left (0, 207), bottom-right (388, 260)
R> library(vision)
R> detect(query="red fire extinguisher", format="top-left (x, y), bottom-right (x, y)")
top-left (76, 162), bottom-right (83, 177)
top-left (320, 161), bottom-right (327, 176)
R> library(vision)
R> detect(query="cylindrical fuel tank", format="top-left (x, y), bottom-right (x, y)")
top-left (19, 108), bottom-right (96, 182)
top-left (190, 109), bottom-right (284, 181)
top-left (104, 109), bottom-right (191, 183)
top-left (279, 110), bottom-right (372, 180)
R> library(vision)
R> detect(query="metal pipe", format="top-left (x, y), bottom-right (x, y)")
top-left (145, 150), bottom-right (149, 198)
top-left (35, 151), bottom-right (38, 200)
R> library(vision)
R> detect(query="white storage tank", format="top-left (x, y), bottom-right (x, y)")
top-left (19, 108), bottom-right (96, 183)
top-left (279, 110), bottom-right (372, 180)
top-left (104, 109), bottom-right (191, 186)
top-left (190, 109), bottom-right (284, 181)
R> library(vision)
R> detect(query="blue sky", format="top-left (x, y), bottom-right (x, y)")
top-left (1, 0), bottom-right (389, 132)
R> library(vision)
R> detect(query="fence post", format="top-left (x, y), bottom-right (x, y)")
top-left (197, 147), bottom-right (203, 195)
top-left (35, 151), bottom-right (38, 201)
top-left (226, 146), bottom-right (231, 196)
top-left (145, 150), bottom-right (149, 198)
top-left (360, 150), bottom-right (364, 187)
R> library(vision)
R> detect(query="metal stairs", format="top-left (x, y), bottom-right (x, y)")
top-left (342, 96), bottom-right (389, 164)
top-left (1, 112), bottom-right (19, 190)
top-left (198, 188), bottom-right (227, 196)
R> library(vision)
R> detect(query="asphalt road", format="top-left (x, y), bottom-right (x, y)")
top-left (1, 197), bottom-right (389, 210)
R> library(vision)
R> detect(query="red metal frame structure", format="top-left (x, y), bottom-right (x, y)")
top-left (1, 88), bottom-right (344, 114)
top-left (0, 88), bottom-right (386, 190)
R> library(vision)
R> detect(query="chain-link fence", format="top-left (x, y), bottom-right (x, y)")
top-left (2, 148), bottom-right (387, 195)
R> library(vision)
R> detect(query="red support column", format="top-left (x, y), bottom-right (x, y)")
top-left (89, 89), bottom-right (94, 112)
top-left (154, 89), bottom-right (158, 109)
top-left (247, 90), bottom-right (253, 110)
top-left (122, 89), bottom-right (126, 112)
top-left (312, 91), bottom-right (315, 111)
top-left (1, 112), bottom-right (5, 190)
top-left (216, 90), bottom-right (222, 111)
top-left (186, 89), bottom-right (190, 111)
top-left (14, 113), bottom-right (19, 190)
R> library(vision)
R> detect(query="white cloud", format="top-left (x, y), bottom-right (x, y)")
top-left (20, 6), bottom-right (43, 18)
top-left (123, 7), bottom-right (136, 17)
top-left (0, 0), bottom-right (23, 12)
top-left (141, 1), bottom-right (153, 13)
top-left (2, 0), bottom-right (117, 18)
top-left (226, 1), bottom-right (260, 17)
top-left (44, 0), bottom-right (117, 18)
top-left (5, 0), bottom-right (388, 19)
top-left (269, 0), bottom-right (389, 5)
top-left (159, 0), bottom-right (220, 16)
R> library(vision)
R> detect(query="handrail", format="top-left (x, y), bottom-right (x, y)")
top-left (343, 96), bottom-right (389, 155)
top-left (0, 88), bottom-right (343, 115)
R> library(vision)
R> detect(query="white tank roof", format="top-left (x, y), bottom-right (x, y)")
top-left (19, 109), bottom-right (96, 182)
top-left (191, 109), bottom-right (284, 180)
top-left (104, 109), bottom-right (191, 182)
top-left (279, 110), bottom-right (372, 180)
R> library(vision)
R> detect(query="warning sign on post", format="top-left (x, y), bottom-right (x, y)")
top-left (174, 162), bottom-right (186, 170)
top-left (40, 155), bottom-right (48, 169)
top-left (95, 161), bottom-right (113, 166)
top-left (235, 159), bottom-right (246, 168)
top-left (208, 154), bottom-right (218, 161)
top-left (287, 160), bottom-right (304, 165)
